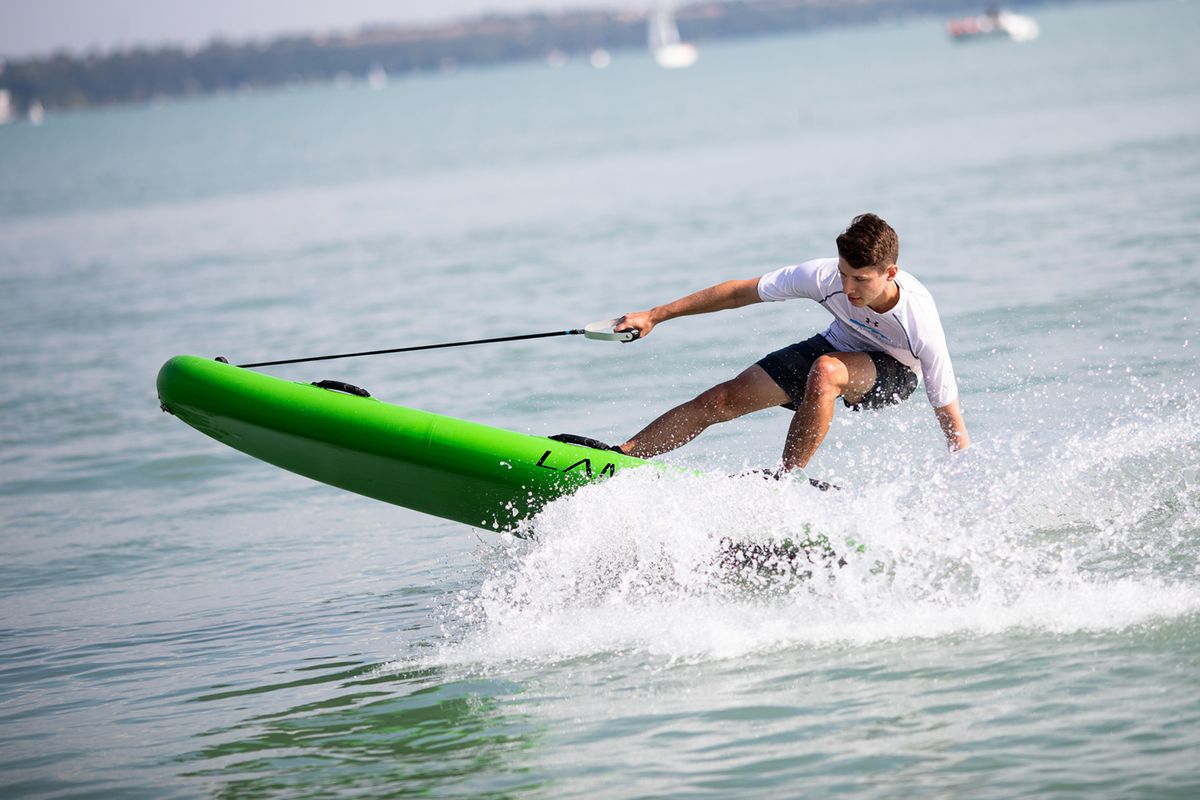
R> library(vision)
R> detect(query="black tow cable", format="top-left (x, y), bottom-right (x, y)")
top-left (220, 329), bottom-right (585, 369)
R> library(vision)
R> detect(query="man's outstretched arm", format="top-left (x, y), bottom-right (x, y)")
top-left (617, 278), bottom-right (762, 339)
top-left (934, 399), bottom-right (970, 452)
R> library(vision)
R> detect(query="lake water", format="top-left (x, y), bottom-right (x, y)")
top-left (2, 1), bottom-right (1199, 796)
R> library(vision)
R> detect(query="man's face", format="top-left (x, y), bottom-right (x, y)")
top-left (838, 257), bottom-right (897, 309)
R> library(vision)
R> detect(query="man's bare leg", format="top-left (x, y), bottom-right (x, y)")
top-left (781, 352), bottom-right (877, 470)
top-left (621, 365), bottom-right (789, 458)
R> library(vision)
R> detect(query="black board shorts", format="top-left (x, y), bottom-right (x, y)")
top-left (756, 334), bottom-right (919, 412)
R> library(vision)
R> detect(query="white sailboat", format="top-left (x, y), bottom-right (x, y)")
top-left (648, 5), bottom-right (698, 69)
top-left (0, 90), bottom-right (14, 125)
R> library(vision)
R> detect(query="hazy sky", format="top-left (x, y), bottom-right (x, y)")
top-left (0, 0), bottom-right (639, 59)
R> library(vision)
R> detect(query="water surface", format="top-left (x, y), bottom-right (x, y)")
top-left (1, 1), bottom-right (1198, 796)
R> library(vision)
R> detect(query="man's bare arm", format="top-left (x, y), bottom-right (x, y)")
top-left (616, 278), bottom-right (763, 339)
top-left (934, 399), bottom-right (970, 452)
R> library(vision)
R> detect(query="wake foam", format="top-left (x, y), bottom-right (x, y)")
top-left (432, 402), bottom-right (1200, 667)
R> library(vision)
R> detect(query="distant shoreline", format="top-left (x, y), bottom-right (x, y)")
top-left (0, 0), bottom-right (1110, 117)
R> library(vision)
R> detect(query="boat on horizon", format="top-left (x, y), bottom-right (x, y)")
top-left (947, 7), bottom-right (1040, 43)
top-left (648, 5), bottom-right (699, 69)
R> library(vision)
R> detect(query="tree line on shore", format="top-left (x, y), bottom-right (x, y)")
top-left (0, 1), bottom-right (1029, 114)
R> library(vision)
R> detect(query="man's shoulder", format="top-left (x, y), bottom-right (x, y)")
top-left (758, 257), bottom-right (839, 301)
top-left (895, 268), bottom-right (935, 300)
top-left (893, 270), bottom-right (950, 349)
top-left (806, 256), bottom-right (840, 273)
top-left (766, 257), bottom-right (838, 277)
top-left (791, 257), bottom-right (841, 289)
top-left (895, 271), bottom-right (947, 323)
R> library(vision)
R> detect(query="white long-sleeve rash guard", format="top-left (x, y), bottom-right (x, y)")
top-left (757, 257), bottom-right (960, 408)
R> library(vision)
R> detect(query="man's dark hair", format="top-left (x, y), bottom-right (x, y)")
top-left (836, 213), bottom-right (899, 270)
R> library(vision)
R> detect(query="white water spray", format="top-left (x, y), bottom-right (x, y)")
top-left (436, 399), bottom-right (1200, 667)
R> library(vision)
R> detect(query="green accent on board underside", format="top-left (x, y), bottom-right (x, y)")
top-left (156, 355), bottom-right (648, 530)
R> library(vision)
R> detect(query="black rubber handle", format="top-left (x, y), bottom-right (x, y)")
top-left (311, 380), bottom-right (371, 397)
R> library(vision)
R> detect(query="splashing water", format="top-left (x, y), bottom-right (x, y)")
top-left (436, 397), bottom-right (1200, 668)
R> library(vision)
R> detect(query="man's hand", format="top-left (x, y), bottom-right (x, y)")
top-left (615, 310), bottom-right (658, 339)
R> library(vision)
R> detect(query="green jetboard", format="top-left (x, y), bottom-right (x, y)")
top-left (156, 355), bottom-right (647, 530)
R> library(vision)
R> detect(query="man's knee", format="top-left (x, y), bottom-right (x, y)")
top-left (806, 355), bottom-right (848, 395)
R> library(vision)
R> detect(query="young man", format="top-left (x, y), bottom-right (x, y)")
top-left (608, 213), bottom-right (968, 472)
